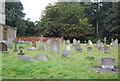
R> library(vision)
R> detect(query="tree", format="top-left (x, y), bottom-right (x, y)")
top-left (36, 2), bottom-right (93, 40)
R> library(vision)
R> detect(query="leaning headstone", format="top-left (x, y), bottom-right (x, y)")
top-left (50, 40), bottom-right (60, 54)
top-left (18, 50), bottom-right (25, 55)
top-left (87, 47), bottom-right (92, 51)
top-left (18, 56), bottom-right (32, 61)
top-left (32, 41), bottom-right (36, 47)
top-left (36, 55), bottom-right (48, 61)
top-left (101, 58), bottom-right (115, 69)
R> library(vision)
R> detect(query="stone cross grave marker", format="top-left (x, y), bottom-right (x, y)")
top-left (104, 37), bottom-right (107, 45)
top-left (101, 58), bottom-right (115, 69)
top-left (36, 55), bottom-right (48, 61)
top-left (50, 40), bottom-right (60, 54)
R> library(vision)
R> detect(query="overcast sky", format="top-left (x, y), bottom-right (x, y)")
top-left (20, 0), bottom-right (58, 22)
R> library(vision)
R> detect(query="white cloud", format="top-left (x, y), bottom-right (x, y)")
top-left (20, 0), bottom-right (58, 22)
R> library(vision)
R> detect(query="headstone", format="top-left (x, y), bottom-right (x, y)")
top-left (87, 40), bottom-right (92, 45)
top-left (96, 40), bottom-right (102, 48)
top-left (25, 41), bottom-right (30, 45)
top-left (78, 40), bottom-right (80, 44)
top-left (32, 41), bottom-right (36, 47)
top-left (112, 39), bottom-right (118, 48)
top-left (66, 39), bottom-right (70, 44)
top-left (0, 42), bottom-right (7, 52)
top-left (18, 56), bottom-right (32, 61)
top-left (13, 40), bottom-right (18, 52)
top-left (18, 50), bottom-right (25, 55)
top-left (73, 39), bottom-right (77, 45)
top-left (38, 45), bottom-right (45, 51)
top-left (50, 40), bottom-right (60, 54)
top-left (62, 50), bottom-right (73, 55)
top-left (18, 46), bottom-right (24, 50)
top-left (104, 37), bottom-right (107, 45)
top-left (74, 43), bottom-right (82, 52)
top-left (36, 55), bottom-right (48, 61)
top-left (46, 39), bottom-right (51, 47)
top-left (101, 58), bottom-right (115, 69)
top-left (103, 46), bottom-right (110, 54)
top-left (28, 47), bottom-right (36, 50)
top-left (86, 56), bottom-right (94, 59)
top-left (66, 46), bottom-right (71, 51)
top-left (62, 54), bottom-right (69, 58)
top-left (87, 47), bottom-right (92, 51)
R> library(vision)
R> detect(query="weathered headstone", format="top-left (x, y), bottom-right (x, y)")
top-left (28, 47), bottom-right (36, 50)
top-left (50, 40), bottom-right (60, 54)
top-left (87, 47), bottom-right (92, 51)
top-left (87, 40), bottom-right (92, 45)
top-left (38, 45), bottom-right (45, 51)
top-left (0, 42), bottom-right (8, 52)
top-left (86, 56), bottom-right (94, 59)
top-left (32, 41), bottom-right (36, 47)
top-left (96, 40), bottom-right (102, 48)
top-left (18, 56), bottom-right (32, 61)
top-left (74, 43), bottom-right (82, 52)
top-left (25, 41), bottom-right (30, 45)
top-left (103, 46), bottom-right (110, 54)
top-left (18, 50), bottom-right (25, 55)
top-left (18, 46), bottom-right (24, 50)
top-left (13, 40), bottom-right (18, 52)
top-left (36, 55), bottom-right (48, 61)
top-left (112, 39), bottom-right (118, 48)
top-left (73, 39), bottom-right (77, 45)
top-left (101, 58), bottom-right (115, 69)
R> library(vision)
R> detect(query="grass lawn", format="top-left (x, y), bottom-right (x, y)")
top-left (2, 43), bottom-right (119, 79)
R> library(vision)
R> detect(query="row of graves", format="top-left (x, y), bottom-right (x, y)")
top-left (0, 37), bottom-right (119, 74)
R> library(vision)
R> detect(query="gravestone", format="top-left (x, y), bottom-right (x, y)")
top-left (103, 46), bottom-right (110, 54)
top-left (28, 47), bottom-right (36, 50)
top-left (25, 41), bottom-right (30, 45)
top-left (66, 39), bottom-right (70, 44)
top-left (87, 47), bottom-right (92, 51)
top-left (46, 39), bottom-right (51, 47)
top-left (87, 40), bottom-right (92, 45)
top-left (112, 39), bottom-right (118, 48)
top-left (62, 46), bottom-right (73, 55)
top-left (96, 40), bottom-right (102, 48)
top-left (86, 56), bottom-right (94, 59)
top-left (62, 54), bottom-right (69, 58)
top-left (74, 43), bottom-right (82, 52)
top-left (104, 37), bottom-right (107, 45)
top-left (18, 50), bottom-right (25, 55)
top-left (18, 46), bottom-right (24, 50)
top-left (13, 40), bottom-right (18, 52)
top-left (36, 55), bottom-right (48, 61)
top-left (18, 56), bottom-right (32, 61)
top-left (78, 40), bottom-right (80, 44)
top-left (0, 42), bottom-right (8, 52)
top-left (101, 58), bottom-right (115, 69)
top-left (50, 40), bottom-right (60, 54)
top-left (73, 39), bottom-right (77, 45)
top-left (38, 45), bottom-right (45, 50)
top-left (32, 41), bottom-right (36, 47)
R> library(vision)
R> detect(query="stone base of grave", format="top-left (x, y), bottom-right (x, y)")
top-left (91, 67), bottom-right (120, 74)
top-left (14, 49), bottom-right (18, 52)
top-left (2, 51), bottom-right (9, 54)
